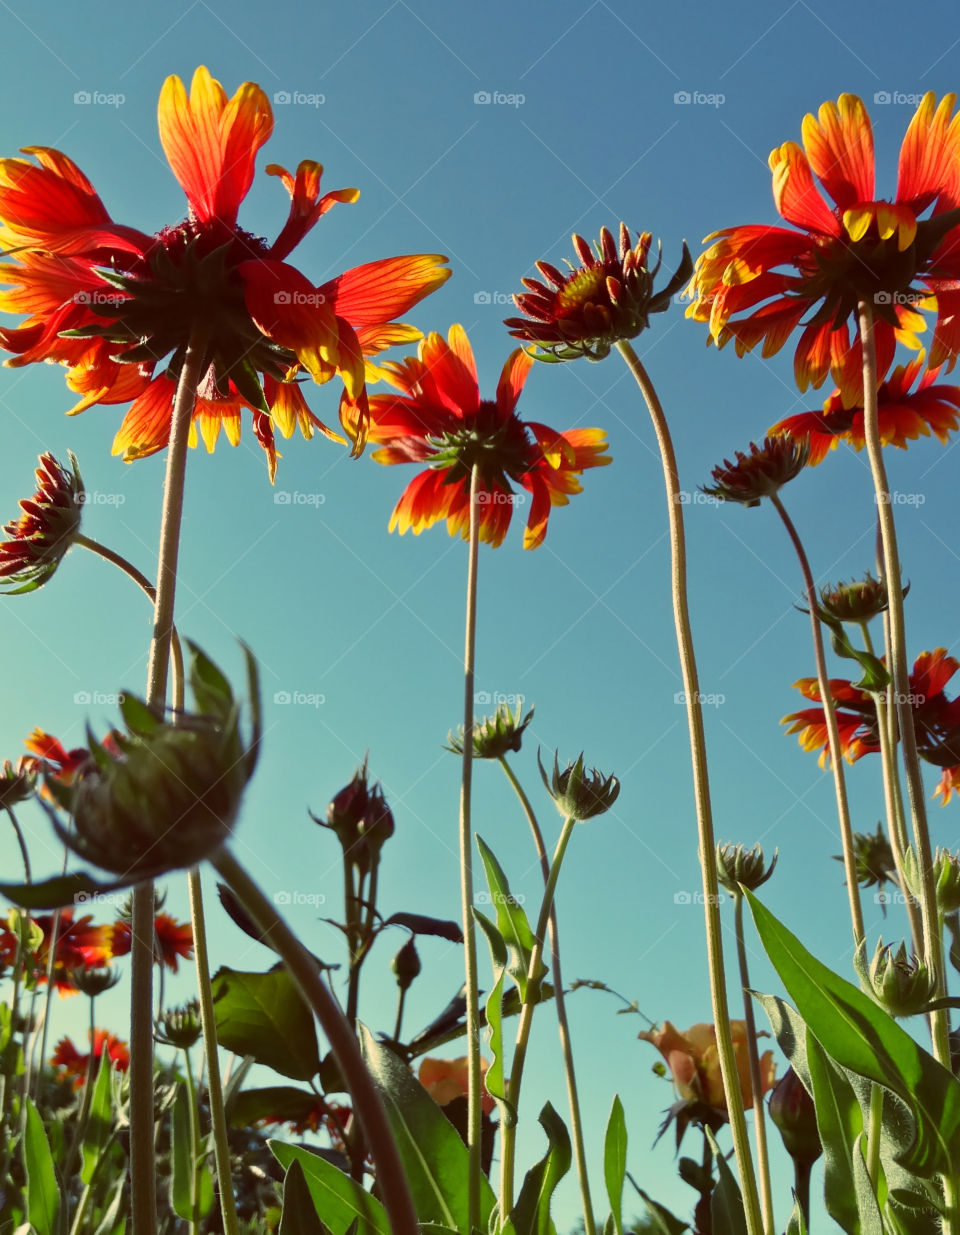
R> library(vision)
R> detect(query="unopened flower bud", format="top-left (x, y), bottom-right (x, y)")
top-left (391, 936), bottom-right (421, 992)
top-left (317, 756), bottom-right (370, 850)
top-left (0, 452), bottom-right (84, 593)
top-left (933, 848), bottom-right (960, 915)
top-left (359, 784), bottom-right (394, 858)
top-left (538, 750), bottom-right (620, 821)
top-left (768, 1067), bottom-right (821, 1166)
top-left (716, 843), bottom-right (778, 893)
top-left (702, 436), bottom-right (809, 508)
top-left (155, 999), bottom-right (203, 1049)
top-left (447, 701), bottom-right (534, 759)
top-left (0, 757), bottom-right (39, 809)
top-left (854, 938), bottom-right (938, 1018)
top-left (819, 573), bottom-right (894, 624)
top-left (45, 645), bottom-right (259, 883)
top-left (840, 823), bottom-right (898, 891)
top-left (70, 966), bottom-right (122, 998)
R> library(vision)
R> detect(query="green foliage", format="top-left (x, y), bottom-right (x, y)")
top-left (212, 966), bottom-right (321, 1080)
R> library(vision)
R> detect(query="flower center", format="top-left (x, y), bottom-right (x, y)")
top-left (557, 266), bottom-right (609, 313)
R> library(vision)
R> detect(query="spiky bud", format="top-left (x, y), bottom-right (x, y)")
top-left (819, 573), bottom-right (894, 624)
top-left (0, 757), bottom-right (39, 809)
top-left (538, 750), bottom-right (620, 821)
top-left (69, 966), bottom-right (122, 998)
top-left (854, 938), bottom-right (938, 1018)
top-left (155, 999), bottom-right (203, 1049)
top-left (716, 843), bottom-right (778, 893)
top-left (446, 701), bottom-right (534, 759)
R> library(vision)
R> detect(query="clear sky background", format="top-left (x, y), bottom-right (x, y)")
top-left (2, 0), bottom-right (960, 1228)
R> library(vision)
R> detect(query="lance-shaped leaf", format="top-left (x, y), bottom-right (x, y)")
top-left (705, 1127), bottom-right (747, 1235)
top-left (474, 909), bottom-right (510, 1118)
top-left (604, 1095), bottom-right (627, 1235)
top-left (280, 1160), bottom-right (335, 1235)
top-left (81, 1052), bottom-right (115, 1185)
top-left (476, 835), bottom-right (545, 998)
top-left (511, 1103), bottom-right (571, 1235)
top-left (270, 1142), bottom-right (391, 1235)
top-left (747, 889), bottom-right (960, 1177)
top-left (382, 912), bottom-right (463, 943)
top-left (24, 1098), bottom-right (61, 1235)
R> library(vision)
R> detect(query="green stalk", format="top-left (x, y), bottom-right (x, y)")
top-left (183, 1047), bottom-right (201, 1233)
top-left (501, 815), bottom-right (576, 1218)
top-left (499, 757), bottom-right (596, 1235)
top-left (865, 1083), bottom-right (882, 1189)
top-left (616, 340), bottom-right (762, 1235)
top-left (732, 891), bottom-right (774, 1235)
top-left (857, 301), bottom-right (950, 1066)
top-left (132, 324), bottom-right (210, 1235)
top-left (211, 847), bottom-right (418, 1235)
top-left (60, 994), bottom-right (98, 1184)
top-left (459, 464), bottom-right (483, 1232)
top-left (769, 492), bottom-right (864, 944)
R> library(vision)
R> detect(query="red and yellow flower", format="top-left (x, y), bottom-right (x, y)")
top-left (52, 1028), bottom-right (129, 1087)
top-left (0, 67), bottom-right (449, 474)
top-left (688, 93), bottom-right (960, 398)
top-left (639, 1020), bottom-right (776, 1111)
top-left (783, 648), bottom-right (960, 801)
top-left (362, 324), bottom-right (610, 548)
top-left (110, 912), bottom-right (194, 972)
top-left (0, 908), bottom-right (116, 995)
top-left (770, 352), bottom-right (960, 464)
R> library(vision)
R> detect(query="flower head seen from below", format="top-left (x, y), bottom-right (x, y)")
top-left (688, 93), bottom-right (960, 396)
top-left (110, 912), bottom-right (194, 972)
top-left (819, 572), bottom-right (892, 624)
top-left (0, 66), bottom-right (450, 477)
top-left (702, 435), bottom-right (809, 507)
top-left (770, 352), bottom-right (960, 465)
top-left (639, 1020), bottom-right (777, 1113)
top-left (446, 700), bottom-right (534, 760)
top-left (538, 750), bottom-right (620, 821)
top-left (504, 224), bottom-right (692, 362)
top-left (362, 325), bottom-right (610, 548)
top-left (0, 452), bottom-right (84, 593)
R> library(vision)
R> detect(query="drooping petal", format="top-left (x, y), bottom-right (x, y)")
top-left (111, 376), bottom-right (177, 460)
top-left (496, 348), bottom-right (534, 417)
top-left (266, 161), bottom-right (359, 260)
top-left (769, 142), bottom-right (839, 235)
top-left (802, 95), bottom-right (874, 211)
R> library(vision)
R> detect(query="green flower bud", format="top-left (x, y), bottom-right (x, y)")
top-left (0, 757), bottom-right (38, 810)
top-left (391, 936), bottom-right (421, 992)
top-left (538, 750), bottom-right (620, 821)
top-left (716, 843), bottom-right (778, 893)
top-left (70, 966), bottom-right (122, 998)
top-left (819, 573), bottom-right (895, 624)
top-left (446, 701), bottom-right (534, 760)
top-left (933, 848), bottom-right (960, 915)
top-left (155, 999), bottom-right (203, 1049)
top-left (838, 823), bottom-right (898, 891)
top-left (768, 1067), bottom-right (822, 1166)
top-left (45, 644), bottom-right (260, 884)
top-left (854, 938), bottom-right (938, 1018)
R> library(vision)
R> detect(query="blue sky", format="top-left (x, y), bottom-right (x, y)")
top-left (2, 0), bottom-right (960, 1227)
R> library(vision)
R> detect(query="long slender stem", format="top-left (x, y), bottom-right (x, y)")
top-left (131, 325), bottom-right (209, 1235)
top-left (769, 493), bottom-right (864, 944)
top-left (499, 757), bottom-right (596, 1235)
top-left (866, 1082), bottom-right (882, 1188)
top-left (857, 301), bottom-right (950, 1067)
top-left (61, 996), bottom-right (98, 1185)
top-left (501, 815), bottom-right (576, 1219)
top-left (183, 1047), bottom-right (201, 1234)
top-left (794, 1159), bottom-right (813, 1231)
top-left (211, 847), bottom-right (418, 1235)
top-left (733, 892), bottom-right (774, 1235)
top-left (74, 534), bottom-right (184, 704)
top-left (459, 463), bottom-right (483, 1232)
top-left (616, 340), bottom-right (762, 1235)
top-left (188, 868), bottom-right (239, 1235)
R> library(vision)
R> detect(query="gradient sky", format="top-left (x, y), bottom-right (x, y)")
top-left (2, 0), bottom-right (960, 1227)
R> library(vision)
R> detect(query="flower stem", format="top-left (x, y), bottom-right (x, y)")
top-left (211, 846), bottom-right (419, 1235)
top-left (866, 1082), bottom-right (882, 1188)
top-left (501, 815), bottom-right (577, 1220)
top-left (460, 463), bottom-right (483, 1232)
top-left (733, 891), bottom-right (774, 1235)
top-left (857, 301), bottom-right (950, 1067)
top-left (499, 756), bottom-right (596, 1235)
top-left (188, 868), bottom-right (239, 1235)
top-left (769, 492), bottom-right (864, 944)
top-left (616, 340), bottom-right (762, 1235)
top-left (132, 324), bottom-right (209, 1235)
top-left (183, 1047), bottom-right (201, 1233)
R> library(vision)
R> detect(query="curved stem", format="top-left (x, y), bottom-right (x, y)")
top-left (188, 867), bottom-right (239, 1235)
top-left (857, 301), bottom-right (950, 1067)
top-left (459, 463), bottom-right (483, 1231)
top-left (769, 493), bottom-right (864, 944)
top-left (733, 892), bottom-right (774, 1235)
top-left (499, 757), bottom-right (596, 1235)
top-left (131, 324), bottom-right (210, 1235)
top-left (5, 805), bottom-right (31, 883)
top-left (211, 847), bottom-right (419, 1235)
top-left (74, 534), bottom-right (184, 710)
top-left (616, 340), bottom-right (762, 1235)
top-left (502, 815), bottom-right (576, 1218)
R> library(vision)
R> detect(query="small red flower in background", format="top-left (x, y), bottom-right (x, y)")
top-left (0, 453), bottom-right (85, 593)
top-left (783, 648), bottom-right (960, 801)
top-left (639, 1020), bottom-right (776, 1111)
top-left (110, 912), bottom-right (194, 972)
top-left (770, 352), bottom-right (960, 464)
top-left (52, 1028), bottom-right (129, 1087)
top-left (0, 909), bottom-right (115, 994)
top-left (0, 66), bottom-right (449, 475)
top-left (362, 325), bottom-right (610, 548)
top-left (687, 93), bottom-right (960, 399)
top-left (418, 1055), bottom-right (496, 1116)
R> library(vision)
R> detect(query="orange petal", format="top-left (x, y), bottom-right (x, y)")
top-left (769, 142), bottom-right (839, 235)
top-left (111, 376), bottom-right (176, 460)
top-left (897, 93), bottom-right (960, 213)
top-left (322, 254), bottom-right (451, 326)
top-left (801, 95), bottom-right (874, 210)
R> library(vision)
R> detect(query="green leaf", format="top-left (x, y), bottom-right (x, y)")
top-left (511, 1103), bottom-right (571, 1235)
top-left (229, 1085), bottom-right (321, 1128)
top-left (382, 912), bottom-right (463, 943)
top-left (118, 693), bottom-right (161, 736)
top-left (170, 1079), bottom-right (193, 1222)
top-left (474, 910), bottom-right (509, 1115)
top-left (476, 835), bottom-right (544, 998)
top-left (805, 1027), bottom-right (864, 1233)
top-left (785, 1197), bottom-right (807, 1235)
top-left (212, 967), bottom-right (320, 1080)
top-left (93, 1176), bottom-right (126, 1235)
top-left (280, 1160), bottom-right (334, 1235)
top-left (848, 1132), bottom-right (885, 1235)
top-left (746, 889), bottom-right (960, 1176)
top-left (80, 1052), bottom-right (114, 1185)
top-left (705, 1128), bottom-right (747, 1235)
top-left (186, 641), bottom-right (235, 715)
top-left (270, 1142), bottom-right (391, 1235)
top-left (603, 1095), bottom-right (627, 1235)
top-left (24, 1098), bottom-right (60, 1235)
top-left (0, 873), bottom-right (128, 911)
top-left (359, 1025), bottom-right (496, 1229)
top-left (629, 1187), bottom-right (689, 1235)
top-left (816, 606), bottom-right (890, 693)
